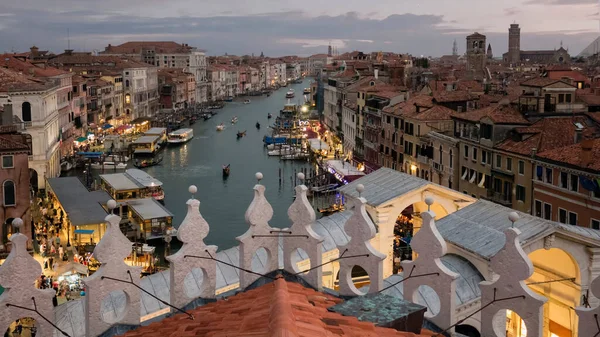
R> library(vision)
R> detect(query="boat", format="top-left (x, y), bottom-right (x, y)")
top-left (225, 96), bottom-right (234, 102)
top-left (285, 89), bottom-right (295, 98)
top-left (104, 154), bottom-right (130, 162)
top-left (203, 114), bottom-right (212, 121)
top-left (134, 156), bottom-right (163, 169)
top-left (236, 130), bottom-right (247, 138)
top-left (222, 164), bottom-right (230, 177)
top-left (256, 122), bottom-right (260, 129)
top-left (60, 161), bottom-right (73, 172)
top-left (310, 183), bottom-right (339, 193)
top-left (125, 168), bottom-right (165, 202)
top-left (267, 113), bottom-right (273, 119)
top-left (318, 204), bottom-right (345, 216)
top-left (216, 123), bottom-right (225, 131)
top-left (231, 116), bottom-right (238, 124)
top-left (281, 152), bottom-right (309, 160)
top-left (167, 128), bottom-right (194, 144)
top-left (303, 88), bottom-right (311, 95)
top-left (243, 99), bottom-right (251, 104)
top-left (90, 161), bottom-right (127, 170)
top-left (268, 148), bottom-right (297, 156)
top-left (189, 116), bottom-right (197, 125)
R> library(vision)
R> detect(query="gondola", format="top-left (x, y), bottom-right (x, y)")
top-left (256, 122), bottom-right (260, 129)
top-left (222, 164), bottom-right (230, 177)
top-left (134, 156), bottom-right (163, 169)
top-left (267, 113), bottom-right (272, 119)
top-left (318, 204), bottom-right (345, 216)
top-left (236, 130), bottom-right (247, 138)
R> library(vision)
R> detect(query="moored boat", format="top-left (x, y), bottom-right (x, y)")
top-left (134, 156), bottom-right (163, 169)
top-left (91, 161), bottom-right (127, 170)
top-left (281, 152), bottom-right (309, 160)
top-left (60, 160), bottom-right (73, 172)
top-left (167, 128), bottom-right (194, 144)
top-left (216, 123), bottom-right (225, 131)
top-left (225, 96), bottom-right (234, 102)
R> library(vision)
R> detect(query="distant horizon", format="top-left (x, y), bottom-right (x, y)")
top-left (1, 1), bottom-right (598, 58)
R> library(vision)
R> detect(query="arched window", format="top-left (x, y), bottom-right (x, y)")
top-left (22, 102), bottom-right (32, 122)
top-left (449, 150), bottom-right (454, 169)
top-left (3, 180), bottom-right (16, 206)
top-left (439, 145), bottom-right (443, 166)
top-left (125, 80), bottom-right (130, 88)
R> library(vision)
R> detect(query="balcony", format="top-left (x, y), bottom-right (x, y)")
top-left (417, 156), bottom-right (431, 165)
top-left (432, 162), bottom-right (444, 172)
top-left (486, 190), bottom-right (512, 207)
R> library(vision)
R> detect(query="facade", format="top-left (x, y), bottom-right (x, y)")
top-left (533, 138), bottom-right (600, 228)
top-left (100, 73), bottom-right (124, 121)
top-left (429, 131), bottom-right (460, 189)
top-left (189, 51), bottom-right (208, 103)
top-left (502, 23), bottom-right (571, 64)
top-left (308, 54), bottom-right (332, 76)
top-left (342, 103), bottom-right (358, 157)
top-left (123, 66), bottom-right (159, 119)
top-left (0, 125), bottom-right (32, 256)
top-left (518, 78), bottom-right (586, 116)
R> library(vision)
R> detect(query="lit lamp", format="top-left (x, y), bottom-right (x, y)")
top-left (125, 94), bottom-right (131, 104)
top-left (410, 164), bottom-right (417, 172)
top-left (301, 106), bottom-right (308, 113)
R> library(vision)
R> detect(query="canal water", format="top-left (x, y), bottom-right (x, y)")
top-left (133, 80), bottom-right (311, 250)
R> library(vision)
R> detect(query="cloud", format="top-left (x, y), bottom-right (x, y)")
top-left (524, 0), bottom-right (596, 4)
top-left (0, 6), bottom-right (595, 57)
top-left (504, 7), bottom-right (521, 16)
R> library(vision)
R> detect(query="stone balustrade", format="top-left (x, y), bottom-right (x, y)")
top-left (0, 173), bottom-right (599, 336)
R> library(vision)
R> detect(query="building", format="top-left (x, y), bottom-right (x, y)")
top-left (0, 124), bottom-right (32, 257)
top-left (157, 68), bottom-right (195, 111)
top-left (308, 53), bottom-right (332, 76)
top-left (466, 32), bottom-right (487, 79)
top-left (502, 23), bottom-right (571, 64)
top-left (0, 67), bottom-right (62, 190)
top-left (533, 138), bottom-right (600, 228)
top-left (518, 78), bottom-right (586, 116)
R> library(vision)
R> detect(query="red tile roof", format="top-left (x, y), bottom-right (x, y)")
top-left (0, 54), bottom-right (68, 78)
top-left (121, 277), bottom-right (434, 337)
top-left (432, 90), bottom-right (473, 103)
top-left (103, 41), bottom-right (193, 54)
top-left (496, 116), bottom-right (599, 156)
top-left (537, 138), bottom-right (600, 171)
top-left (452, 103), bottom-right (529, 124)
top-left (546, 70), bottom-right (589, 83)
top-left (520, 78), bottom-right (573, 88)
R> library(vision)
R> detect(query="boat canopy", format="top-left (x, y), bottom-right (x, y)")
top-left (307, 138), bottom-right (330, 151)
top-left (77, 152), bottom-right (103, 158)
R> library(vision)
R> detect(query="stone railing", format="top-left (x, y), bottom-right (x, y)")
top-left (1, 174), bottom-right (600, 336)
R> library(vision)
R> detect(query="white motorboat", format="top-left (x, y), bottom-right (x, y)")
top-left (91, 161), bottom-right (127, 170)
top-left (231, 116), bottom-right (238, 124)
top-left (104, 154), bottom-right (130, 162)
top-left (243, 99), bottom-right (251, 104)
top-left (266, 144), bottom-right (295, 150)
top-left (60, 161), bottom-right (73, 172)
top-left (303, 88), bottom-right (311, 95)
top-left (285, 89), bottom-right (295, 98)
top-left (167, 128), bottom-right (194, 144)
top-left (310, 183), bottom-right (339, 193)
top-left (268, 148), bottom-right (297, 156)
top-left (216, 123), bottom-right (225, 131)
top-left (281, 152), bottom-right (309, 160)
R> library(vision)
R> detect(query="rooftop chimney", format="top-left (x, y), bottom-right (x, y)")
top-left (374, 69), bottom-right (379, 80)
top-left (531, 147), bottom-right (537, 157)
top-left (581, 139), bottom-right (594, 167)
top-left (65, 49), bottom-right (73, 55)
top-left (574, 128), bottom-right (583, 144)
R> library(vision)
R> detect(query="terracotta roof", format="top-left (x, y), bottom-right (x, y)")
top-left (120, 277), bottom-right (434, 337)
top-left (578, 95), bottom-right (600, 106)
top-left (384, 95), bottom-right (453, 121)
top-left (0, 133), bottom-right (30, 152)
top-left (520, 78), bottom-right (573, 88)
top-left (103, 41), bottom-right (193, 54)
top-left (546, 70), bottom-right (589, 83)
top-left (452, 103), bottom-right (529, 124)
top-left (496, 116), bottom-right (599, 156)
top-left (432, 90), bottom-right (473, 103)
top-left (537, 138), bottom-right (600, 171)
top-left (0, 67), bottom-right (53, 92)
top-left (0, 54), bottom-right (68, 78)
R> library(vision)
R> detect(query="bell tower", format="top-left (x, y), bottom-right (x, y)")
top-left (508, 23), bottom-right (521, 64)
top-left (466, 32), bottom-right (487, 78)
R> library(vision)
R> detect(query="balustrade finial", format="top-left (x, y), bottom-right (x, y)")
top-left (508, 211), bottom-right (519, 228)
top-left (297, 172), bottom-right (305, 181)
top-left (255, 172), bottom-right (263, 183)
top-left (356, 183), bottom-right (365, 198)
top-left (11, 218), bottom-right (23, 233)
top-left (189, 185), bottom-right (198, 199)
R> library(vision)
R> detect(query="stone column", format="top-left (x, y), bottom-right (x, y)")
top-left (587, 247), bottom-right (600, 308)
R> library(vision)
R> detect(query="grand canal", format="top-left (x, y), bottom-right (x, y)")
top-left (127, 81), bottom-right (311, 249)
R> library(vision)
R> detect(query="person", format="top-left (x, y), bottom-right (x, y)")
top-left (58, 245), bottom-right (64, 261)
top-left (40, 242), bottom-right (46, 257)
top-left (48, 256), bottom-right (54, 271)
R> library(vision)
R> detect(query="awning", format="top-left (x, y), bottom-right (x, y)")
top-left (75, 137), bottom-right (87, 143)
top-left (74, 229), bottom-right (94, 235)
top-left (115, 125), bottom-right (133, 132)
top-left (55, 262), bottom-right (89, 276)
top-left (102, 124), bottom-right (113, 130)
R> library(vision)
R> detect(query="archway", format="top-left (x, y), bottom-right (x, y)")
top-left (4, 317), bottom-right (37, 336)
top-left (527, 247), bottom-right (581, 337)
top-left (29, 168), bottom-right (39, 195)
top-left (456, 324), bottom-right (480, 337)
top-left (21, 102), bottom-right (31, 122)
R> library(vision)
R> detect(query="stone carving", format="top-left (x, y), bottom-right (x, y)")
top-left (237, 173), bottom-right (279, 289)
top-left (577, 273), bottom-right (600, 336)
top-left (480, 213), bottom-right (547, 337)
top-left (283, 173), bottom-right (324, 290)
top-left (401, 197), bottom-right (458, 330)
top-left (337, 184), bottom-right (386, 296)
top-left (167, 185), bottom-right (217, 309)
top-left (0, 219), bottom-right (55, 337)
top-left (543, 234), bottom-right (555, 250)
top-left (83, 200), bottom-right (142, 337)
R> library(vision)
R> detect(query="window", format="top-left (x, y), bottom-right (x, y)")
top-left (449, 150), bottom-right (453, 168)
top-left (558, 94), bottom-right (565, 103)
top-left (507, 158), bottom-right (512, 171)
top-left (21, 102), bottom-right (32, 122)
top-left (464, 145), bottom-right (469, 158)
top-left (570, 174), bottom-right (579, 192)
top-left (439, 146), bottom-right (443, 166)
top-left (125, 80), bottom-right (130, 88)
top-left (357, 92), bottom-right (360, 98)
top-left (535, 165), bottom-right (543, 180)
top-left (559, 208), bottom-right (567, 224)
top-left (417, 125), bottom-right (421, 136)
top-left (1, 155), bottom-right (13, 168)
top-left (472, 148), bottom-right (478, 161)
top-left (566, 94), bottom-right (572, 103)
top-left (516, 185), bottom-right (526, 202)
top-left (518, 160), bottom-right (524, 175)
top-left (545, 168), bottom-right (553, 184)
top-left (569, 212), bottom-right (578, 226)
top-left (560, 172), bottom-right (568, 188)
top-left (496, 154), bottom-right (502, 168)
top-left (592, 219), bottom-right (600, 230)
top-left (481, 124), bottom-right (493, 139)
top-left (544, 203), bottom-right (551, 220)
top-left (535, 200), bottom-right (542, 218)
top-left (2, 180), bottom-right (15, 206)
top-left (481, 150), bottom-right (487, 164)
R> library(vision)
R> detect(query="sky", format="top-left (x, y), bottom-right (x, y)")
top-left (0, 0), bottom-right (599, 57)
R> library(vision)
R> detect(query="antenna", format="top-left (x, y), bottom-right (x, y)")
top-left (67, 28), bottom-right (70, 50)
